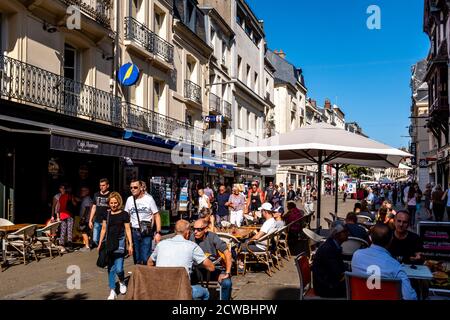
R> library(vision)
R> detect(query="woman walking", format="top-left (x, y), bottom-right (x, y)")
top-left (98, 192), bottom-right (133, 300)
top-left (246, 183), bottom-right (263, 218)
top-left (52, 183), bottom-right (76, 252)
top-left (227, 186), bottom-right (246, 227)
top-left (432, 184), bottom-right (445, 222)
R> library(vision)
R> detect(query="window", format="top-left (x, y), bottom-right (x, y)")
top-left (64, 44), bottom-right (79, 81)
top-left (291, 111), bottom-right (296, 129)
top-left (238, 106), bottom-right (244, 129)
top-left (131, 0), bottom-right (144, 21)
top-left (237, 56), bottom-right (242, 80)
top-left (154, 7), bottom-right (166, 39)
top-left (153, 80), bottom-right (164, 113)
top-left (186, 56), bottom-right (196, 82)
top-left (236, 6), bottom-right (245, 28)
top-left (222, 41), bottom-right (227, 64)
top-left (186, 112), bottom-right (193, 126)
top-left (186, 0), bottom-right (196, 30)
top-left (247, 111), bottom-right (252, 132)
top-left (210, 28), bottom-right (215, 47)
top-left (246, 65), bottom-right (251, 87)
top-left (254, 72), bottom-right (259, 94)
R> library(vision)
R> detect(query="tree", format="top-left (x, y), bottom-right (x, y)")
top-left (343, 165), bottom-right (372, 179)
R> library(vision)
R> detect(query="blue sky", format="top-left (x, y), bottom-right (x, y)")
top-left (246, 0), bottom-right (430, 148)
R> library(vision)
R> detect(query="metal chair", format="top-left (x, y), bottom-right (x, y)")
top-left (6, 224), bottom-right (38, 265)
top-left (356, 215), bottom-right (373, 224)
top-left (345, 272), bottom-right (402, 300)
top-left (294, 252), bottom-right (319, 300)
top-left (239, 233), bottom-right (275, 276)
top-left (324, 217), bottom-right (334, 229)
top-left (341, 237), bottom-right (369, 258)
top-left (302, 228), bottom-right (325, 259)
top-left (0, 219), bottom-right (14, 227)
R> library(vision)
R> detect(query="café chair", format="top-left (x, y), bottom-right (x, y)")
top-left (302, 228), bottom-right (325, 259)
top-left (36, 222), bottom-right (61, 258)
top-left (239, 233), bottom-right (275, 276)
top-left (341, 237), bottom-right (369, 260)
top-left (6, 224), bottom-right (38, 265)
top-left (0, 218), bottom-right (14, 227)
top-left (276, 226), bottom-right (291, 260)
top-left (356, 215), bottom-right (372, 224)
top-left (324, 217), bottom-right (334, 229)
top-left (294, 252), bottom-right (319, 300)
top-left (269, 230), bottom-right (283, 270)
top-left (345, 272), bottom-right (402, 300)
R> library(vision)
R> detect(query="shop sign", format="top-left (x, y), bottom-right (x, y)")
top-left (204, 115), bottom-right (224, 123)
top-left (76, 140), bottom-right (99, 153)
top-left (419, 159), bottom-right (428, 168)
top-left (118, 63), bottom-right (140, 86)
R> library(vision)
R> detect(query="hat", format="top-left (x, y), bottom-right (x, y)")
top-left (330, 220), bottom-right (348, 237)
top-left (258, 203), bottom-right (274, 212)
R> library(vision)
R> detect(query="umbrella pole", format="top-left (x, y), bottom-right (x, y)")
top-left (335, 164), bottom-right (340, 215)
top-left (316, 151), bottom-right (323, 231)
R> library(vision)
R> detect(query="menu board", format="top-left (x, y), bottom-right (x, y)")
top-left (417, 222), bottom-right (450, 292)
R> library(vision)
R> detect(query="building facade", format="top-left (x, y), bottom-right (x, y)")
top-left (423, 0), bottom-right (450, 188)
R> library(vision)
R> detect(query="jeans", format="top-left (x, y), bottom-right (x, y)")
top-left (191, 284), bottom-right (209, 300)
top-left (132, 229), bottom-right (152, 265)
top-left (219, 277), bottom-right (232, 300)
top-left (92, 221), bottom-right (103, 246)
top-left (408, 205), bottom-right (417, 226)
top-left (215, 214), bottom-right (228, 226)
top-left (108, 256), bottom-right (124, 290)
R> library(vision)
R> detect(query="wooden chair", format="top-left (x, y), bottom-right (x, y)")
top-left (36, 222), bottom-right (61, 258)
top-left (345, 272), bottom-right (402, 300)
top-left (294, 252), bottom-right (319, 300)
top-left (276, 226), bottom-right (291, 260)
top-left (6, 224), bottom-right (38, 265)
top-left (217, 233), bottom-right (241, 275)
top-left (269, 230), bottom-right (283, 269)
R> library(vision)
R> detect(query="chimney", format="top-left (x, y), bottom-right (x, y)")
top-left (311, 99), bottom-right (317, 108)
top-left (324, 99), bottom-right (332, 109)
top-left (274, 49), bottom-right (286, 59)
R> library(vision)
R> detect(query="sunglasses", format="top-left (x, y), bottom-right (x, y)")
top-left (130, 186), bottom-right (140, 190)
top-left (193, 227), bottom-right (206, 232)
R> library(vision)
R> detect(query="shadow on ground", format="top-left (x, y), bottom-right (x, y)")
top-left (42, 291), bottom-right (89, 300)
top-left (271, 287), bottom-right (300, 300)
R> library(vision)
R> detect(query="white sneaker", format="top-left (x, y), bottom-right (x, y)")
top-left (119, 282), bottom-right (127, 295)
top-left (107, 289), bottom-right (117, 300)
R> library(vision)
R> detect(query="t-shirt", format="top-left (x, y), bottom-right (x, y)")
top-left (198, 194), bottom-right (210, 212)
top-left (388, 231), bottom-right (423, 264)
top-left (265, 187), bottom-right (274, 201)
top-left (104, 211), bottom-right (130, 240)
top-left (190, 232), bottom-right (228, 257)
top-left (57, 193), bottom-right (73, 220)
top-left (217, 192), bottom-right (231, 217)
top-left (79, 196), bottom-right (93, 217)
top-left (124, 194), bottom-right (159, 229)
top-left (274, 220), bottom-right (285, 230)
top-left (256, 217), bottom-right (277, 250)
top-left (93, 191), bottom-right (110, 223)
top-left (204, 188), bottom-right (214, 200)
top-left (229, 193), bottom-right (245, 211)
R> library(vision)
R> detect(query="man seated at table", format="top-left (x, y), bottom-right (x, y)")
top-left (242, 203), bottom-right (277, 253)
top-left (345, 212), bottom-right (369, 242)
top-left (312, 221), bottom-right (349, 298)
top-left (189, 219), bottom-right (233, 300)
top-left (351, 223), bottom-right (417, 300)
top-left (388, 211), bottom-right (423, 265)
top-left (148, 220), bottom-right (215, 300)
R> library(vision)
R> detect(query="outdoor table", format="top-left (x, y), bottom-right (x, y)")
top-left (402, 264), bottom-right (433, 300)
top-left (229, 228), bottom-right (255, 240)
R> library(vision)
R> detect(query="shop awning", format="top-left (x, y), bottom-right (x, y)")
top-left (0, 115), bottom-right (172, 163)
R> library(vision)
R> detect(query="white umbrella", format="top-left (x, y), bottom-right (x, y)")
top-left (225, 123), bottom-right (411, 230)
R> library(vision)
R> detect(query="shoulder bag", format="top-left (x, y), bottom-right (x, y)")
top-left (96, 211), bottom-right (110, 268)
top-left (133, 196), bottom-right (153, 237)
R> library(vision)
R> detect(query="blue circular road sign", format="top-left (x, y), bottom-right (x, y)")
top-left (118, 63), bottom-right (140, 86)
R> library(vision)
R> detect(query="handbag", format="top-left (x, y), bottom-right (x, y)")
top-left (133, 196), bottom-right (153, 237)
top-left (96, 212), bottom-right (110, 268)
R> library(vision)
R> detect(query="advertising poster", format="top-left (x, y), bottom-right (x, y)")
top-left (178, 177), bottom-right (189, 212)
top-left (347, 182), bottom-right (357, 194)
top-left (159, 210), bottom-right (171, 228)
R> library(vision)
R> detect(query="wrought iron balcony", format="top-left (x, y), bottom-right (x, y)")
top-left (124, 17), bottom-right (174, 64)
top-left (209, 92), bottom-right (222, 114)
top-left (184, 80), bottom-right (202, 105)
top-left (430, 95), bottom-right (449, 115)
top-left (223, 100), bottom-right (232, 120)
top-left (0, 54), bottom-right (121, 125)
top-left (60, 0), bottom-right (112, 28)
top-left (122, 102), bottom-right (204, 146)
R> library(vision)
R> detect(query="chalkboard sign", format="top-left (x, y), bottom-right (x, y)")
top-left (417, 222), bottom-right (450, 292)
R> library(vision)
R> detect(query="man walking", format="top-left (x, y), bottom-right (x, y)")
top-left (125, 180), bottom-right (162, 265)
top-left (265, 181), bottom-right (275, 205)
top-left (89, 178), bottom-right (111, 247)
top-left (303, 184), bottom-right (314, 215)
top-left (215, 185), bottom-right (230, 226)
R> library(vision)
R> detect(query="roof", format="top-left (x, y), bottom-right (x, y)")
top-left (265, 49), bottom-right (305, 88)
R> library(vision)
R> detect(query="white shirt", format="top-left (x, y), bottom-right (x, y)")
top-left (125, 194), bottom-right (159, 229)
top-left (198, 194), bottom-right (210, 212)
top-left (256, 217), bottom-right (277, 250)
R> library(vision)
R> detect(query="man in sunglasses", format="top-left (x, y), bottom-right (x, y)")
top-left (124, 180), bottom-right (161, 265)
top-left (190, 219), bottom-right (233, 300)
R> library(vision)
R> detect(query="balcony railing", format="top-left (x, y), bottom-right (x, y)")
top-left (430, 95), bottom-right (449, 114)
top-left (0, 54), bottom-right (121, 125)
top-left (60, 0), bottom-right (112, 28)
top-left (124, 17), bottom-right (174, 64)
top-left (223, 100), bottom-right (232, 119)
top-left (184, 80), bottom-right (202, 105)
top-left (209, 92), bottom-right (221, 114)
top-left (122, 102), bottom-right (204, 146)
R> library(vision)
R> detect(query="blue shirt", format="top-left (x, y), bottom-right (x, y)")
top-left (150, 235), bottom-right (206, 277)
top-left (351, 245), bottom-right (417, 300)
top-left (217, 193), bottom-right (230, 216)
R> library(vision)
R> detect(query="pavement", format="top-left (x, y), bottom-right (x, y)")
top-left (0, 195), bottom-right (447, 300)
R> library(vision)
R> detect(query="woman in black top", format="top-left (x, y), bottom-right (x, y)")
top-left (98, 192), bottom-right (133, 300)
